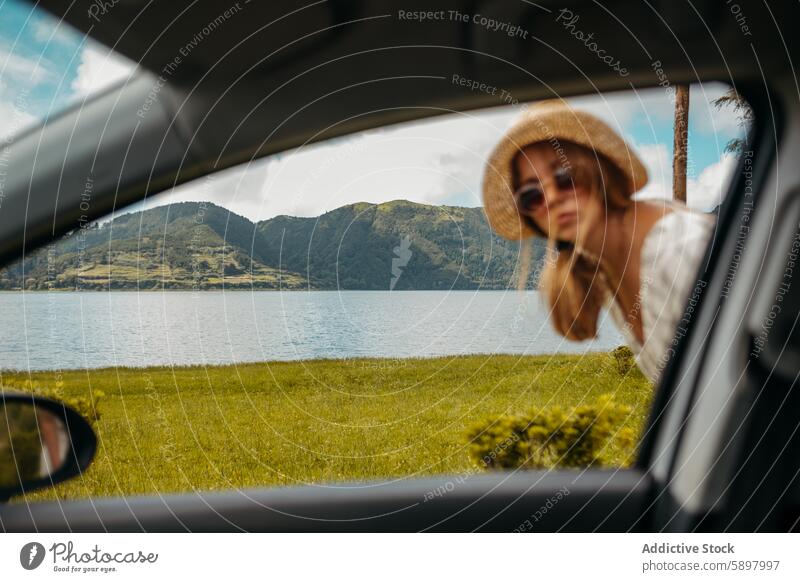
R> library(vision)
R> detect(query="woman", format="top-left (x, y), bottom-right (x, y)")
top-left (482, 99), bottom-right (716, 383)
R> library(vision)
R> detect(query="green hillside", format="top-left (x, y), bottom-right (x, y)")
top-left (0, 203), bottom-right (304, 290)
top-left (0, 200), bottom-right (545, 290)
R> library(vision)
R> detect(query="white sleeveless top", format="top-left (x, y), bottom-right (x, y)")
top-left (601, 200), bottom-right (716, 383)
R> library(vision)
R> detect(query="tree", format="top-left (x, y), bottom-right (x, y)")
top-left (672, 85), bottom-right (690, 202)
top-left (713, 87), bottom-right (753, 153)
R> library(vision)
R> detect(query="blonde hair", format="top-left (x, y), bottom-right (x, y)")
top-left (515, 140), bottom-right (633, 341)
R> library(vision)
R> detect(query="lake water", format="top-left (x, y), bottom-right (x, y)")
top-left (0, 291), bottom-right (626, 371)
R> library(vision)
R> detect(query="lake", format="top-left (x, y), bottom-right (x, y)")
top-left (0, 291), bottom-right (626, 371)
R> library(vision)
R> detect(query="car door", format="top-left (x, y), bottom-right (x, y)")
top-left (647, 83), bottom-right (800, 533)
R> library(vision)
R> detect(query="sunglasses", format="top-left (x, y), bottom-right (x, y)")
top-left (514, 166), bottom-right (575, 214)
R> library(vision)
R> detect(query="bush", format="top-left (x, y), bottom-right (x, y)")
top-left (465, 394), bottom-right (636, 470)
top-left (0, 403), bottom-right (42, 486)
top-left (1, 378), bottom-right (104, 426)
top-left (1, 380), bottom-right (103, 487)
top-left (46, 391), bottom-right (105, 425)
top-left (611, 345), bottom-right (637, 376)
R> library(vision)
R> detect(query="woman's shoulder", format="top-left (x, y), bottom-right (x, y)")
top-left (638, 200), bottom-right (717, 315)
top-left (641, 200), bottom-right (716, 261)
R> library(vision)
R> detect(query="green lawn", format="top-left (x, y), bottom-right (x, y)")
top-left (3, 352), bottom-right (653, 502)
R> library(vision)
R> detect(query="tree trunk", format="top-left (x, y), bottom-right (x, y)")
top-left (672, 85), bottom-right (690, 202)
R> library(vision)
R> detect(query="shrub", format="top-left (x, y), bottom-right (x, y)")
top-left (1, 380), bottom-right (103, 487)
top-left (611, 345), bottom-right (637, 376)
top-left (466, 394), bottom-right (636, 470)
top-left (1, 378), bottom-right (104, 426)
top-left (47, 391), bottom-right (105, 425)
top-left (0, 403), bottom-right (42, 486)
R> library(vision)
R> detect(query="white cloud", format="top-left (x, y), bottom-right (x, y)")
top-left (633, 142), bottom-right (737, 212)
top-left (688, 153), bottom-right (738, 211)
top-left (688, 82), bottom-right (746, 136)
top-left (32, 19), bottom-right (81, 47)
top-left (0, 46), bottom-right (56, 85)
top-left (0, 40), bottom-right (63, 140)
top-left (0, 39), bottom-right (136, 140)
top-left (0, 79), bottom-right (38, 140)
top-left (131, 86), bottom-right (743, 222)
top-left (143, 107), bottom-right (521, 221)
top-left (71, 42), bottom-right (136, 97)
top-left (634, 142), bottom-right (673, 202)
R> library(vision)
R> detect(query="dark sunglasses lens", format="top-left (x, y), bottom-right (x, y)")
top-left (518, 187), bottom-right (544, 212)
top-left (554, 167), bottom-right (574, 190)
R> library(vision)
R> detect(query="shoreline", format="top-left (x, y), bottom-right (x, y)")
top-left (0, 288), bottom-right (524, 293)
top-left (0, 350), bottom-right (617, 374)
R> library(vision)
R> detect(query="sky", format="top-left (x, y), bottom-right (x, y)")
top-left (1, 0), bottom-right (748, 223)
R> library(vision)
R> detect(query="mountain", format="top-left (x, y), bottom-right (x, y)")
top-left (0, 200), bottom-right (544, 291)
top-left (257, 200), bottom-right (542, 290)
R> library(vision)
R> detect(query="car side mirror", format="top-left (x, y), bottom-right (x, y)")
top-left (0, 392), bottom-right (97, 501)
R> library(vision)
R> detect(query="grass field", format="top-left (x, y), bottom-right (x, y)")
top-left (3, 352), bottom-right (653, 502)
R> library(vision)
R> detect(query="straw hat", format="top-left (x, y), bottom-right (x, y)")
top-left (481, 99), bottom-right (648, 241)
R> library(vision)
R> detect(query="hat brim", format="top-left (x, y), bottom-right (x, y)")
top-left (482, 104), bottom-right (648, 241)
